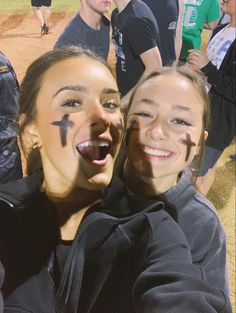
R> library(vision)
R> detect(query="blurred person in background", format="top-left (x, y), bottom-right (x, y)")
top-left (0, 51), bottom-right (22, 183)
top-left (31, 0), bottom-right (51, 34)
top-left (180, 0), bottom-right (220, 61)
top-left (54, 0), bottom-right (111, 61)
top-left (188, 0), bottom-right (236, 194)
top-left (141, 0), bottom-right (185, 65)
top-left (112, 0), bottom-right (162, 109)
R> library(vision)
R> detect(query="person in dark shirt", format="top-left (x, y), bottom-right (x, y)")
top-left (54, 0), bottom-right (111, 60)
top-left (112, 0), bottom-right (162, 108)
top-left (0, 51), bottom-right (22, 183)
top-left (104, 65), bottom-right (230, 297)
top-left (142, 0), bottom-right (184, 65)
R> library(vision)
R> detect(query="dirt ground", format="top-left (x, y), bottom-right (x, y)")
top-left (0, 11), bottom-right (235, 311)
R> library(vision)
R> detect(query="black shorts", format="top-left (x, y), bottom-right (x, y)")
top-left (31, 0), bottom-right (52, 7)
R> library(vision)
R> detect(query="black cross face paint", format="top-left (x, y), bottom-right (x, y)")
top-left (125, 119), bottom-right (140, 147)
top-left (51, 114), bottom-right (74, 148)
top-left (181, 133), bottom-right (196, 162)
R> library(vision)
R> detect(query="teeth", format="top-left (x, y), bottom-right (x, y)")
top-left (78, 140), bottom-right (109, 148)
top-left (142, 147), bottom-right (171, 157)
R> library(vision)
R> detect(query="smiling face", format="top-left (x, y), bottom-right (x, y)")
top-left (125, 73), bottom-right (205, 183)
top-left (31, 56), bottom-right (123, 193)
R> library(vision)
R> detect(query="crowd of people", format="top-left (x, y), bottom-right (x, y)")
top-left (0, 0), bottom-right (235, 312)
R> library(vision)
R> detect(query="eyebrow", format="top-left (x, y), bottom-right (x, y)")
top-left (53, 85), bottom-right (87, 97)
top-left (53, 86), bottom-right (120, 98)
top-left (138, 98), bottom-right (191, 112)
top-left (102, 88), bottom-right (120, 96)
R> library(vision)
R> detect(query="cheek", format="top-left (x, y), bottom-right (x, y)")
top-left (178, 131), bottom-right (201, 162)
top-left (111, 113), bottom-right (123, 128)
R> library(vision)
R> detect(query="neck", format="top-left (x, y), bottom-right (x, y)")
top-left (229, 15), bottom-right (236, 27)
top-left (79, 6), bottom-right (103, 30)
top-left (42, 182), bottom-right (102, 240)
top-left (123, 160), bottom-right (178, 198)
top-left (114, 0), bottom-right (131, 13)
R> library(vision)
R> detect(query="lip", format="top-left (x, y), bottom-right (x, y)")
top-left (137, 144), bottom-right (175, 160)
top-left (76, 138), bottom-right (113, 165)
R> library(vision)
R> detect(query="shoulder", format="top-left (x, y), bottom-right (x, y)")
top-left (178, 187), bottom-right (226, 248)
top-left (0, 51), bottom-right (8, 65)
top-left (163, 170), bottom-right (225, 239)
top-left (0, 172), bottom-right (43, 211)
top-left (180, 184), bottom-right (223, 226)
top-left (63, 13), bottom-right (82, 31)
top-left (192, 191), bottom-right (223, 228)
top-left (0, 52), bottom-right (12, 76)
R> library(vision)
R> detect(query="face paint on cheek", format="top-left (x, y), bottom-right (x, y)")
top-left (125, 119), bottom-right (140, 147)
top-left (180, 133), bottom-right (197, 162)
top-left (51, 114), bottom-right (74, 148)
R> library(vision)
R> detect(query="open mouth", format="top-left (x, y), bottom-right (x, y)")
top-left (76, 140), bottom-right (111, 162)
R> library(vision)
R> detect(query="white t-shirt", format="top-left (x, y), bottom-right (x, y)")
top-left (207, 25), bottom-right (236, 69)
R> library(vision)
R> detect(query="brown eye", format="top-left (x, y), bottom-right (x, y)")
top-left (103, 101), bottom-right (120, 110)
top-left (61, 98), bottom-right (81, 108)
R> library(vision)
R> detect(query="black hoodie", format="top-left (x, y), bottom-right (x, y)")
top-left (0, 173), bottom-right (232, 313)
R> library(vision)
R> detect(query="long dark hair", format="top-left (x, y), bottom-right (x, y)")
top-left (119, 65), bottom-right (211, 180)
top-left (19, 46), bottom-right (111, 174)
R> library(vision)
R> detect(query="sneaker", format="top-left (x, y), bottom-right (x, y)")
top-left (44, 24), bottom-right (50, 34)
top-left (41, 24), bottom-right (45, 35)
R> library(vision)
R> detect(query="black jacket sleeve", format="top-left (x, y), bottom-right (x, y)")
top-left (202, 57), bottom-right (236, 104)
top-left (132, 211), bottom-right (232, 313)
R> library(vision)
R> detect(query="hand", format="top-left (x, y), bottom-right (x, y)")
top-left (187, 49), bottom-right (209, 71)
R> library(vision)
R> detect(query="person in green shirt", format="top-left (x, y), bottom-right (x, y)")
top-left (180, 0), bottom-right (220, 60)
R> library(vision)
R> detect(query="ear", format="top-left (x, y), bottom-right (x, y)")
top-left (25, 122), bottom-right (42, 149)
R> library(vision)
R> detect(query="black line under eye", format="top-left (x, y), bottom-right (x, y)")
top-left (61, 98), bottom-right (81, 107)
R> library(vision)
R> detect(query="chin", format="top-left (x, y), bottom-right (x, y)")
top-left (87, 173), bottom-right (113, 189)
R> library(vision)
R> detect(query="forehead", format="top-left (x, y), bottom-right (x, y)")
top-left (40, 56), bottom-right (117, 94)
top-left (133, 73), bottom-right (203, 104)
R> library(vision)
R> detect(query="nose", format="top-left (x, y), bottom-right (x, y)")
top-left (146, 118), bottom-right (168, 141)
top-left (89, 102), bottom-right (110, 130)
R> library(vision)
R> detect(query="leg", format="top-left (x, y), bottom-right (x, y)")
top-left (42, 6), bottom-right (51, 33)
top-left (32, 6), bottom-right (44, 27)
top-left (196, 165), bottom-right (217, 195)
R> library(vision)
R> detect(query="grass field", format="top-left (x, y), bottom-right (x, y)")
top-left (0, 0), bottom-right (80, 13)
top-left (0, 1), bottom-right (116, 14)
